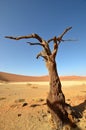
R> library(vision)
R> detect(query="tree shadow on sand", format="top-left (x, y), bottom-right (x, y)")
top-left (47, 99), bottom-right (86, 130)
top-left (70, 100), bottom-right (86, 130)
top-left (73, 100), bottom-right (86, 118)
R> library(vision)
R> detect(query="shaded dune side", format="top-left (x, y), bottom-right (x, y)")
top-left (0, 72), bottom-right (49, 82)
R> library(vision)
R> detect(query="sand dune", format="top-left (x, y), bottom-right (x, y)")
top-left (0, 72), bottom-right (86, 82)
top-left (0, 72), bottom-right (49, 82)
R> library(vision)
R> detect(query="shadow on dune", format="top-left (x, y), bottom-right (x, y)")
top-left (0, 75), bottom-right (9, 82)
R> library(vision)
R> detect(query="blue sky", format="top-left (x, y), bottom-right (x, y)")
top-left (0, 0), bottom-right (86, 76)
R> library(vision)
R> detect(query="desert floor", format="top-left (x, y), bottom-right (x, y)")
top-left (0, 81), bottom-right (86, 130)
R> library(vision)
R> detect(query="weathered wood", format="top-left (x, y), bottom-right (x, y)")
top-left (5, 33), bottom-right (43, 42)
top-left (5, 27), bottom-right (79, 130)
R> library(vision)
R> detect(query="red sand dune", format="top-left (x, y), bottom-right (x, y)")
top-left (0, 72), bottom-right (86, 82)
top-left (0, 72), bottom-right (49, 82)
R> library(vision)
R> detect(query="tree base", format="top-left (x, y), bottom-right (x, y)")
top-left (47, 99), bottom-right (80, 130)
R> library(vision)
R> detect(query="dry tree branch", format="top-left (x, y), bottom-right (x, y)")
top-left (5, 34), bottom-right (50, 53)
top-left (47, 38), bottom-right (53, 43)
top-left (47, 27), bottom-right (72, 44)
top-left (27, 42), bottom-right (44, 47)
top-left (5, 33), bottom-right (42, 42)
top-left (61, 39), bottom-right (78, 42)
top-left (57, 26), bottom-right (72, 41)
top-left (52, 37), bottom-right (58, 58)
top-left (36, 51), bottom-right (48, 61)
top-left (47, 27), bottom-right (72, 58)
top-left (5, 33), bottom-right (51, 59)
top-left (5, 27), bottom-right (72, 61)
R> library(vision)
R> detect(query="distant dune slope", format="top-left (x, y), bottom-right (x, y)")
top-left (0, 72), bottom-right (86, 82)
top-left (0, 72), bottom-right (49, 82)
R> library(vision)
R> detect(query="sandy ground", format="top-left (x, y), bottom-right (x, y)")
top-left (0, 81), bottom-right (86, 130)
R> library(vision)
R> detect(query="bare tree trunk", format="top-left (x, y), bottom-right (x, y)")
top-left (45, 55), bottom-right (68, 129)
top-left (5, 27), bottom-right (79, 130)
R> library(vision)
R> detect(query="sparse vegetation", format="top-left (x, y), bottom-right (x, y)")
top-left (15, 98), bottom-right (25, 103)
top-left (0, 97), bottom-right (6, 100)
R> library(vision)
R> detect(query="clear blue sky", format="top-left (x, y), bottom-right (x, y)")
top-left (0, 0), bottom-right (86, 76)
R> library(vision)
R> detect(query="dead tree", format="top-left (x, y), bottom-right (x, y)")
top-left (5, 27), bottom-right (79, 130)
